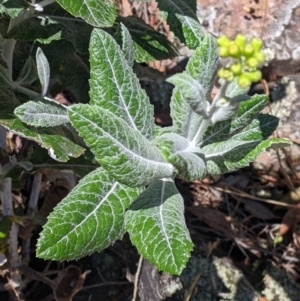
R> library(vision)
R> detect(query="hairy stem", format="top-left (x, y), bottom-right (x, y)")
top-left (191, 80), bottom-right (230, 146)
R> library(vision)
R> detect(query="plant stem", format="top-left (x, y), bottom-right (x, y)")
top-left (210, 80), bottom-right (229, 111)
top-left (31, 14), bottom-right (86, 22)
top-left (191, 80), bottom-right (230, 146)
top-left (13, 84), bottom-right (41, 99)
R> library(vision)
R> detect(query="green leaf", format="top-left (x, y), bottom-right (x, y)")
top-left (0, 0), bottom-right (27, 18)
top-left (6, 17), bottom-right (92, 53)
top-left (186, 34), bottom-right (218, 100)
top-left (36, 47), bottom-right (50, 96)
top-left (68, 105), bottom-right (174, 187)
top-left (202, 140), bottom-right (253, 159)
top-left (170, 150), bottom-right (206, 181)
top-left (153, 132), bottom-right (191, 159)
top-left (30, 146), bottom-right (97, 178)
top-left (152, 132), bottom-right (206, 180)
top-left (227, 114), bottom-right (279, 142)
top-left (202, 94), bottom-right (268, 146)
top-left (56, 0), bottom-right (116, 27)
top-left (226, 77), bottom-right (249, 98)
top-left (156, 0), bottom-right (204, 49)
top-left (210, 97), bottom-right (241, 125)
top-left (0, 89), bottom-right (85, 162)
top-left (167, 73), bottom-right (208, 117)
top-left (117, 16), bottom-right (179, 63)
top-left (6, 18), bottom-right (59, 41)
top-left (170, 34), bottom-right (218, 141)
top-left (37, 168), bottom-right (142, 260)
top-left (89, 28), bottom-right (154, 139)
top-left (15, 56), bottom-right (37, 86)
top-left (0, 118), bottom-right (85, 162)
top-left (14, 99), bottom-right (69, 127)
top-left (125, 178), bottom-right (193, 275)
top-left (206, 138), bottom-right (291, 175)
top-left (119, 22), bottom-right (134, 67)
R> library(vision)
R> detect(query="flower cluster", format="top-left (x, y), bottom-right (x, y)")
top-left (217, 34), bottom-right (265, 88)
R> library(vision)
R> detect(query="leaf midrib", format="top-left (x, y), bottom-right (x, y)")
top-left (94, 30), bottom-right (137, 131)
top-left (73, 109), bottom-right (173, 171)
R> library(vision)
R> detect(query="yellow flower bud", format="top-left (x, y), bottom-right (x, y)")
top-left (238, 74), bottom-right (252, 88)
top-left (251, 37), bottom-right (263, 52)
top-left (246, 70), bottom-right (262, 82)
top-left (253, 52), bottom-right (265, 63)
top-left (230, 62), bottom-right (242, 75)
top-left (219, 46), bottom-right (229, 57)
top-left (234, 34), bottom-right (247, 48)
top-left (228, 43), bottom-right (241, 58)
top-left (246, 57), bottom-right (259, 68)
top-left (242, 44), bottom-right (254, 57)
top-left (217, 35), bottom-right (231, 47)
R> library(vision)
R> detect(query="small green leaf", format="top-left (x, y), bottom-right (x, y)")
top-left (68, 104), bottom-right (174, 187)
top-left (14, 99), bottom-right (69, 127)
top-left (210, 98), bottom-right (241, 125)
top-left (228, 114), bottom-right (279, 142)
top-left (202, 140), bottom-right (252, 159)
top-left (125, 178), bottom-right (193, 275)
top-left (170, 34), bottom-right (218, 141)
top-left (167, 73), bottom-right (209, 117)
top-left (152, 132), bottom-right (206, 180)
top-left (153, 132), bottom-right (207, 180)
top-left (89, 28), bottom-right (154, 139)
top-left (6, 17), bottom-right (92, 53)
top-left (156, 0), bottom-right (204, 49)
top-left (206, 138), bottom-right (291, 174)
top-left (117, 16), bottom-right (179, 63)
top-left (56, 0), bottom-right (116, 27)
top-left (169, 150), bottom-right (206, 181)
top-left (0, 89), bottom-right (85, 162)
top-left (119, 22), bottom-right (134, 67)
top-left (202, 94), bottom-right (269, 146)
top-left (36, 47), bottom-right (50, 96)
top-left (226, 77), bottom-right (249, 98)
top-left (153, 132), bottom-right (191, 159)
top-left (0, 0), bottom-right (27, 18)
top-left (37, 168), bottom-right (142, 260)
top-left (0, 119), bottom-right (85, 162)
top-left (186, 34), bottom-right (218, 100)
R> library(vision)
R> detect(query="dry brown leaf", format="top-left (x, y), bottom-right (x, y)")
top-left (243, 199), bottom-right (278, 220)
top-left (55, 265), bottom-right (89, 301)
top-left (186, 207), bottom-right (234, 237)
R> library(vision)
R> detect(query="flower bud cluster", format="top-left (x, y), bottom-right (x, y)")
top-left (217, 34), bottom-right (265, 88)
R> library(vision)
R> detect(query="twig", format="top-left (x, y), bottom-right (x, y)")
top-left (16, 264), bottom-right (56, 289)
top-left (81, 281), bottom-right (131, 291)
top-left (0, 178), bottom-right (22, 299)
top-left (214, 185), bottom-right (295, 208)
top-left (185, 272), bottom-right (201, 301)
top-left (22, 172), bottom-right (43, 263)
top-left (143, 3), bottom-right (149, 24)
top-left (132, 255), bottom-right (143, 301)
top-left (0, 125), bottom-right (7, 151)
